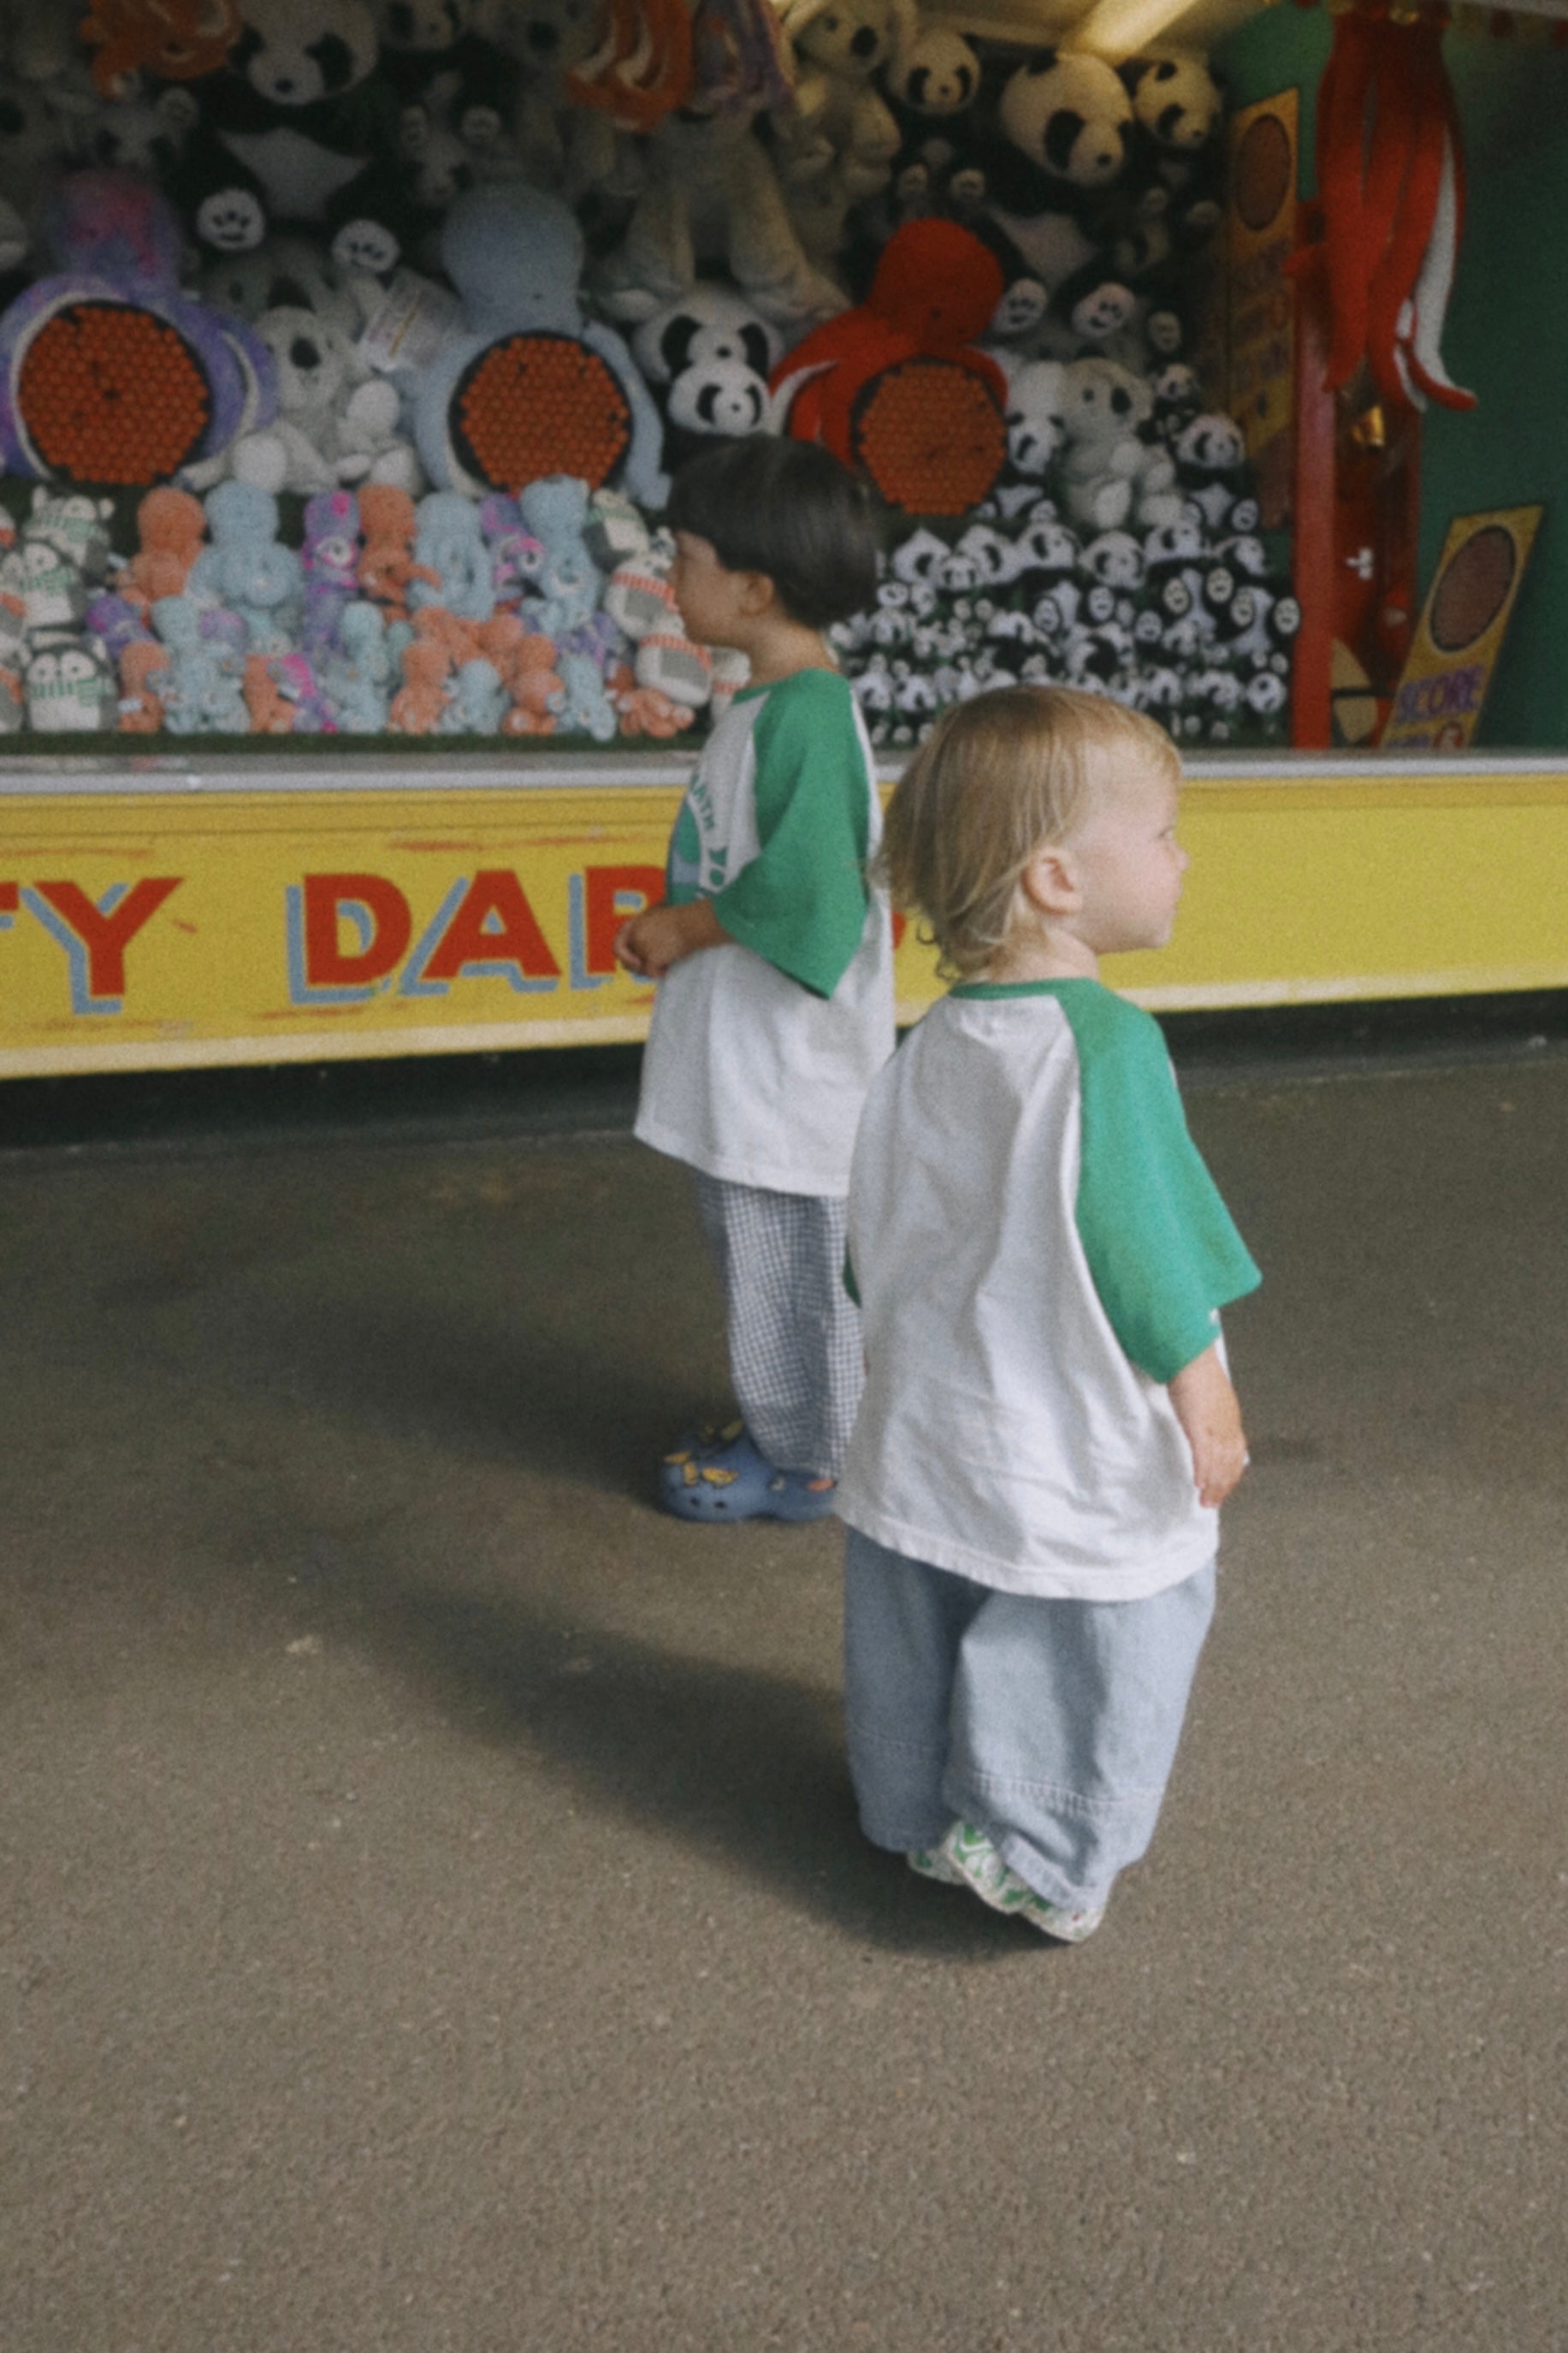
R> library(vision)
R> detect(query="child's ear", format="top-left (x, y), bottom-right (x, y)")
top-left (1019, 843), bottom-right (1081, 917)
top-left (737, 567), bottom-right (779, 616)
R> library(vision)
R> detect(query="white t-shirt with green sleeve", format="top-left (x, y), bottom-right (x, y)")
top-left (837, 980), bottom-right (1262, 1598)
top-left (634, 667), bottom-right (895, 1198)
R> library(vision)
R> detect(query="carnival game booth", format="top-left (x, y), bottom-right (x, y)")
top-left (0, 0), bottom-right (1563, 1077)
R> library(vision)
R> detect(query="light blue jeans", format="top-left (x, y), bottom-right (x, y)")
top-left (843, 1526), bottom-right (1216, 1912)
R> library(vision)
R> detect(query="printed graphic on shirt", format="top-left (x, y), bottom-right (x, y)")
top-left (667, 797), bottom-right (704, 898)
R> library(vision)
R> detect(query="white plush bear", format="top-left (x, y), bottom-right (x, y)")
top-left (1058, 355), bottom-right (1181, 535)
top-left (230, 307), bottom-right (424, 495)
top-left (774, 0), bottom-right (911, 202)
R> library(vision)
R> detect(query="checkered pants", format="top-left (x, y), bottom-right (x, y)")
top-left (690, 1173), bottom-right (864, 1479)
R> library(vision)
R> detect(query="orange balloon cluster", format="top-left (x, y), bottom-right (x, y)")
top-left (453, 335), bottom-right (631, 494)
top-left (18, 303), bottom-right (210, 483)
top-left (852, 361), bottom-right (1009, 519)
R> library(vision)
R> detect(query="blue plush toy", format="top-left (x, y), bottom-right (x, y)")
top-left (408, 183), bottom-right (668, 509)
top-left (438, 656), bottom-right (508, 736)
top-left (516, 475), bottom-right (603, 640)
top-left (151, 594), bottom-right (251, 732)
top-left (188, 479), bottom-right (305, 654)
top-left (556, 649), bottom-right (618, 744)
top-left (317, 601), bottom-right (393, 732)
top-left (409, 490), bottom-right (495, 625)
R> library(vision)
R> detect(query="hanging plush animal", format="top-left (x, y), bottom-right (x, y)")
top-left (1299, 12), bottom-right (1475, 413)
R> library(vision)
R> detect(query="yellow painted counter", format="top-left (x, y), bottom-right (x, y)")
top-left (1, 751), bottom-right (1565, 1078)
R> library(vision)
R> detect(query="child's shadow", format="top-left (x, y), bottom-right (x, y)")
top-left (363, 1569), bottom-right (1022, 1960)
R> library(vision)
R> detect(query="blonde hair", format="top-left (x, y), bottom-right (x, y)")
top-left (878, 686), bottom-right (1181, 981)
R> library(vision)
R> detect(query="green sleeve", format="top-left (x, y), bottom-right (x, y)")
top-left (1060, 987), bottom-right (1261, 1384)
top-left (709, 671), bottom-right (873, 999)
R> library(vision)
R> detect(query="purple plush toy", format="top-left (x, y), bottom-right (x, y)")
top-left (301, 489), bottom-right (362, 658)
top-left (0, 169), bottom-right (275, 487)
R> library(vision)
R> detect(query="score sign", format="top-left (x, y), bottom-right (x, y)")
top-left (1382, 506), bottom-right (1543, 753)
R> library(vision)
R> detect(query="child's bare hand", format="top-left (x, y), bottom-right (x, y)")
top-left (1167, 1344), bottom-right (1248, 1509)
top-left (613, 899), bottom-right (730, 980)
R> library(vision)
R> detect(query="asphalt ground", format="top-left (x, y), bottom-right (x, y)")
top-left (3, 1005), bottom-right (1566, 2352)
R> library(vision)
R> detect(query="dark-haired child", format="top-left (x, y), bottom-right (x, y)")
top-left (613, 439), bottom-right (893, 1522)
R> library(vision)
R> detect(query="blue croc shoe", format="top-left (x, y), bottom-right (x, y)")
top-left (659, 1427), bottom-right (839, 1524)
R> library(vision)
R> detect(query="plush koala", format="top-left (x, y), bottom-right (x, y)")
top-left (230, 305), bottom-right (423, 494)
top-left (1058, 355), bottom-right (1180, 536)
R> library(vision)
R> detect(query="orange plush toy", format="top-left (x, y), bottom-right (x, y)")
top-left (116, 638), bottom-right (170, 732)
top-left (389, 638), bottom-right (453, 734)
top-left (358, 484), bottom-right (439, 622)
top-left (119, 486), bottom-right (207, 610)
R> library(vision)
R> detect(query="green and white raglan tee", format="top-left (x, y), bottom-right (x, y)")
top-left (635, 668), bottom-right (895, 1197)
top-left (837, 981), bottom-right (1261, 1598)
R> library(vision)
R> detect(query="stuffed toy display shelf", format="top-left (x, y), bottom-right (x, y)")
top-left (0, 0), bottom-right (1290, 750)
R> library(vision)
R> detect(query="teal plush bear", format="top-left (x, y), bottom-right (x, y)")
top-left (517, 476), bottom-right (601, 639)
top-left (188, 481), bottom-right (305, 655)
top-left (151, 595), bottom-right (250, 733)
top-left (320, 600), bottom-right (393, 732)
top-left (410, 491), bottom-right (495, 625)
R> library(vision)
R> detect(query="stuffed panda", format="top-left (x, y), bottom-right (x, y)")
top-left (630, 286), bottom-right (781, 469)
top-left (1080, 529), bottom-right (1145, 594)
top-left (1174, 412), bottom-right (1247, 533)
top-left (889, 525), bottom-right (950, 589)
top-left (1001, 357), bottom-right (1068, 481)
top-left (1118, 55), bottom-right (1225, 245)
top-left (995, 53), bottom-right (1133, 207)
top-left (166, 0), bottom-right (412, 274)
top-left (953, 522), bottom-right (1013, 588)
top-left (884, 22), bottom-right (982, 122)
top-left (1151, 359), bottom-right (1203, 446)
top-left (372, 0), bottom-right (519, 145)
top-left (974, 50), bottom-right (1134, 300)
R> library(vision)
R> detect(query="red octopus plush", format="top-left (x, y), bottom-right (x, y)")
top-left (1306, 10), bottom-right (1475, 414)
top-left (771, 220), bottom-right (1009, 516)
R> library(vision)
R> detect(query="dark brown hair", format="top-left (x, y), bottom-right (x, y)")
top-left (666, 439), bottom-right (879, 627)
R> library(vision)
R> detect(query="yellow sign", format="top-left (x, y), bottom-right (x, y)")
top-left (4, 769), bottom-right (1568, 1078)
top-left (0, 779), bottom-right (943, 1076)
top-left (1382, 506), bottom-right (1544, 754)
top-left (1227, 89), bottom-right (1298, 528)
